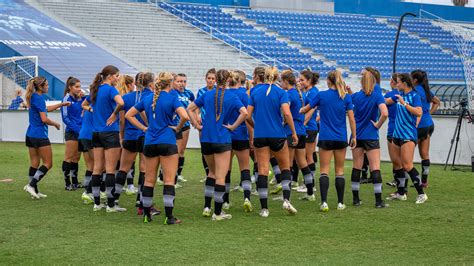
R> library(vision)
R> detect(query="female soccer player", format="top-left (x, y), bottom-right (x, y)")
top-left (301, 70), bottom-right (356, 212)
top-left (247, 67), bottom-right (298, 218)
top-left (126, 72), bottom-right (188, 224)
top-left (384, 74), bottom-right (402, 188)
top-left (350, 70), bottom-right (388, 208)
top-left (188, 69), bottom-right (248, 221)
top-left (82, 65), bottom-right (124, 212)
top-left (411, 70), bottom-right (440, 188)
top-left (24, 76), bottom-right (70, 199)
top-left (61, 77), bottom-right (85, 191)
top-left (79, 104), bottom-right (95, 204)
top-left (386, 73), bottom-right (428, 204)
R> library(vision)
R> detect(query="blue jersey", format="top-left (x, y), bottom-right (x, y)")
top-left (285, 88), bottom-right (306, 136)
top-left (195, 88), bottom-right (244, 144)
top-left (305, 87), bottom-right (319, 131)
top-left (351, 90), bottom-right (385, 140)
top-left (173, 88), bottom-right (195, 127)
top-left (79, 110), bottom-right (93, 140)
top-left (227, 87), bottom-right (249, 141)
top-left (122, 91), bottom-right (149, 141)
top-left (250, 83), bottom-right (265, 94)
top-left (249, 84), bottom-right (289, 139)
top-left (26, 93), bottom-right (48, 139)
top-left (310, 89), bottom-right (353, 142)
top-left (61, 94), bottom-right (84, 135)
top-left (90, 84), bottom-right (119, 133)
top-left (197, 86), bottom-right (210, 121)
top-left (134, 91), bottom-right (183, 145)
top-left (393, 90), bottom-right (422, 141)
top-left (414, 85), bottom-right (434, 128)
top-left (384, 89), bottom-right (399, 137)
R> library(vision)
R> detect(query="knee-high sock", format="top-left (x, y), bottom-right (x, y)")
top-left (395, 169), bottom-right (406, 195)
top-left (301, 166), bottom-right (314, 196)
top-left (177, 157), bottom-right (185, 176)
top-left (308, 162), bottom-right (316, 187)
top-left (408, 168), bottom-right (424, 195)
top-left (70, 162), bottom-right (79, 185)
top-left (30, 165), bottom-right (48, 187)
top-left (201, 155), bottom-right (209, 176)
top-left (204, 177), bottom-right (215, 208)
top-left (91, 174), bottom-right (102, 205)
top-left (100, 172), bottom-right (106, 192)
top-left (291, 160), bottom-right (299, 183)
top-left (84, 170), bottom-right (93, 194)
top-left (163, 185), bottom-right (175, 218)
top-left (136, 172), bottom-right (145, 206)
top-left (335, 175), bottom-right (345, 204)
top-left (421, 159), bottom-right (430, 184)
top-left (114, 170), bottom-right (127, 201)
top-left (142, 186), bottom-right (154, 217)
top-left (223, 171), bottom-right (231, 204)
top-left (319, 174), bottom-right (329, 203)
top-left (256, 175), bottom-right (268, 209)
top-left (214, 184), bottom-right (225, 215)
top-left (270, 158), bottom-right (281, 184)
top-left (281, 169), bottom-right (292, 201)
top-left (126, 161), bottom-right (135, 185)
top-left (361, 154), bottom-right (369, 178)
top-left (241, 169), bottom-right (251, 200)
top-left (28, 167), bottom-right (38, 193)
top-left (371, 170), bottom-right (383, 204)
top-left (104, 173), bottom-right (116, 208)
top-left (351, 168), bottom-right (361, 202)
top-left (62, 161), bottom-right (71, 186)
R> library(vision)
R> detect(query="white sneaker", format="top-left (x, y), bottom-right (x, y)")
top-left (211, 212), bottom-right (232, 221)
top-left (177, 175), bottom-right (187, 182)
top-left (283, 200), bottom-right (297, 215)
top-left (337, 203), bottom-right (346, 210)
top-left (320, 202), bottom-right (329, 212)
top-left (175, 183), bottom-right (183, 189)
top-left (202, 207), bottom-right (212, 217)
top-left (272, 195), bottom-right (284, 201)
top-left (232, 185), bottom-right (243, 192)
top-left (223, 202), bottom-right (231, 210)
top-left (296, 185), bottom-right (308, 193)
top-left (82, 192), bottom-right (94, 204)
top-left (109, 204), bottom-right (127, 212)
top-left (415, 194), bottom-right (428, 204)
top-left (125, 185), bottom-right (138, 195)
top-left (293, 184), bottom-right (305, 191)
top-left (299, 194), bottom-right (316, 201)
top-left (243, 198), bottom-right (253, 213)
top-left (37, 192), bottom-right (47, 198)
top-left (386, 193), bottom-right (407, 201)
top-left (251, 190), bottom-right (259, 196)
top-left (259, 208), bottom-right (269, 218)
top-left (24, 185), bottom-right (39, 199)
top-left (93, 203), bottom-right (105, 212)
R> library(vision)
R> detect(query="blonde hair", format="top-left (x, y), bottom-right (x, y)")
top-left (25, 76), bottom-right (47, 108)
top-left (327, 70), bottom-right (346, 99)
top-left (151, 72), bottom-right (173, 119)
top-left (361, 70), bottom-right (375, 96)
top-left (215, 69), bottom-right (230, 121)
top-left (264, 66), bottom-right (279, 96)
top-left (229, 71), bottom-right (241, 87)
top-left (117, 75), bottom-right (134, 95)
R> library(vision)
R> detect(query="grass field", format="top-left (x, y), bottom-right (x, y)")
top-left (0, 142), bottom-right (473, 264)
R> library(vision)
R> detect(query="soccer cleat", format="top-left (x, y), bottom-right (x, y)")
top-left (24, 185), bottom-right (40, 199)
top-left (177, 175), bottom-right (187, 182)
top-left (137, 207), bottom-right (143, 216)
top-left (283, 200), bottom-right (297, 215)
top-left (82, 192), bottom-right (94, 204)
top-left (386, 180), bottom-right (397, 187)
top-left (93, 203), bottom-right (105, 212)
top-left (71, 183), bottom-right (84, 190)
top-left (65, 185), bottom-right (74, 191)
top-left (37, 192), bottom-right (47, 199)
top-left (223, 202), bottom-right (231, 210)
top-left (100, 191), bottom-right (107, 200)
top-left (353, 199), bottom-right (362, 206)
top-left (151, 207), bottom-right (161, 216)
top-left (299, 194), bottom-right (316, 201)
top-left (243, 198), bottom-right (253, 213)
top-left (113, 204), bottom-right (127, 212)
top-left (251, 190), bottom-right (259, 196)
top-left (337, 203), bottom-right (346, 210)
top-left (376, 202), bottom-right (389, 208)
top-left (293, 184), bottom-right (305, 191)
top-left (320, 202), bottom-right (329, 212)
top-left (211, 212), bottom-right (232, 221)
top-left (386, 193), bottom-right (407, 201)
top-left (143, 214), bottom-right (153, 223)
top-left (125, 185), bottom-right (138, 196)
top-left (415, 194), bottom-right (428, 204)
top-left (259, 208), bottom-right (269, 218)
top-left (272, 195), bottom-right (284, 201)
top-left (164, 216), bottom-right (182, 225)
top-left (202, 207), bottom-right (212, 217)
top-left (270, 184), bottom-right (282, 195)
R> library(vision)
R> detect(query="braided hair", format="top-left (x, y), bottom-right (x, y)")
top-left (151, 72), bottom-right (173, 119)
top-left (215, 69), bottom-right (230, 121)
top-left (264, 66), bottom-right (279, 96)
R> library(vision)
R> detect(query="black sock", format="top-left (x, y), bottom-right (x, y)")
top-left (371, 170), bottom-right (383, 205)
top-left (291, 160), bottom-right (299, 183)
top-left (214, 184), bottom-right (225, 215)
top-left (241, 169), bottom-right (251, 199)
top-left (159, 168), bottom-right (163, 181)
top-left (127, 161), bottom-right (135, 185)
top-left (319, 174), bottom-right (329, 203)
top-left (105, 173), bottom-right (115, 207)
top-left (308, 162), bottom-right (316, 188)
top-left (28, 167), bottom-right (38, 193)
top-left (281, 169), bottom-right (292, 201)
top-left (395, 169), bottom-right (406, 195)
top-left (313, 152), bottom-right (317, 164)
top-left (100, 172), bottom-right (106, 192)
top-left (351, 168), bottom-right (361, 203)
top-left (201, 155), bottom-right (209, 176)
top-left (85, 170), bottom-right (93, 193)
top-left (114, 170), bottom-right (127, 201)
top-left (408, 168), bottom-right (424, 195)
top-left (136, 171), bottom-right (145, 205)
top-left (70, 162), bottom-right (79, 185)
top-left (204, 177), bottom-right (215, 208)
top-left (256, 175), bottom-right (268, 209)
top-left (421, 159), bottom-right (430, 184)
top-left (223, 171), bottom-right (231, 204)
top-left (30, 165), bottom-right (48, 187)
top-left (253, 161), bottom-right (258, 178)
top-left (163, 185), bottom-right (175, 218)
top-left (361, 155), bottom-right (369, 179)
top-left (270, 158), bottom-right (281, 184)
top-left (177, 157), bottom-right (185, 176)
top-left (91, 174), bottom-right (102, 205)
top-left (62, 161), bottom-right (71, 187)
top-left (335, 175), bottom-right (345, 204)
top-left (301, 166), bottom-right (313, 196)
top-left (142, 186), bottom-right (154, 217)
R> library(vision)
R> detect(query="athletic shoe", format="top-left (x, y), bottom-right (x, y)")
top-left (93, 204), bottom-right (105, 212)
top-left (283, 200), bottom-right (297, 215)
top-left (82, 192), bottom-right (94, 204)
top-left (113, 204), bottom-right (127, 212)
top-left (177, 175), bottom-right (187, 182)
top-left (202, 207), bottom-right (212, 217)
top-left (421, 182), bottom-right (429, 189)
top-left (24, 185), bottom-right (39, 199)
top-left (320, 202), bottom-right (329, 212)
top-left (106, 205), bottom-right (126, 213)
top-left (415, 194), bottom-right (428, 204)
top-left (223, 202), bottom-right (231, 210)
top-left (259, 208), bottom-right (269, 218)
top-left (296, 186), bottom-right (308, 193)
top-left (211, 212), bottom-right (232, 221)
top-left (250, 175), bottom-right (256, 184)
top-left (143, 214), bottom-right (152, 223)
top-left (199, 177), bottom-right (206, 183)
top-left (164, 216), bottom-right (182, 225)
top-left (175, 183), bottom-right (183, 189)
top-left (37, 192), bottom-right (47, 199)
top-left (376, 202), bottom-right (389, 208)
top-left (243, 198), bottom-right (253, 213)
top-left (270, 184), bottom-right (282, 195)
top-left (64, 185), bottom-right (74, 191)
top-left (299, 194), bottom-right (316, 201)
top-left (293, 184), bottom-right (305, 191)
top-left (269, 177), bottom-right (276, 185)
top-left (337, 203), bottom-right (346, 211)
top-left (125, 185), bottom-right (138, 195)
top-left (156, 179), bottom-right (164, 186)
top-left (137, 207), bottom-right (143, 216)
top-left (232, 185), bottom-right (243, 192)
top-left (386, 180), bottom-right (397, 187)
top-left (100, 191), bottom-right (107, 200)
top-left (272, 195), bottom-right (284, 201)
top-left (360, 177), bottom-right (369, 184)
top-left (151, 207), bottom-right (161, 216)
top-left (353, 199), bottom-right (362, 206)
top-left (386, 193), bottom-right (407, 201)
top-left (291, 181), bottom-right (299, 188)
top-left (251, 190), bottom-right (259, 196)
top-left (71, 183), bottom-right (84, 190)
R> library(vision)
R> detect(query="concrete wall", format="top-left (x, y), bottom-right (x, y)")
top-left (250, 0), bottom-right (334, 14)
top-left (1, 110), bottom-right (473, 165)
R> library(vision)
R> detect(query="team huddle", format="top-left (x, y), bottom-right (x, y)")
top-left (21, 64), bottom-right (440, 224)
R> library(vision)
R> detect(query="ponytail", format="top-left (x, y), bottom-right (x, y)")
top-left (89, 65), bottom-right (119, 104)
top-left (64, 76), bottom-right (80, 97)
top-left (26, 76), bottom-right (47, 108)
top-left (300, 69), bottom-right (320, 88)
top-left (327, 70), bottom-right (346, 99)
top-left (411, 69), bottom-right (432, 102)
top-left (264, 66), bottom-right (279, 96)
top-left (151, 72), bottom-right (173, 119)
top-left (361, 70), bottom-right (375, 96)
top-left (215, 69), bottom-right (230, 121)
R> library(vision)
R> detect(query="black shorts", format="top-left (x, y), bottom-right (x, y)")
top-left (306, 130), bottom-right (318, 143)
top-left (387, 136), bottom-right (394, 143)
top-left (78, 139), bottom-right (93, 152)
top-left (92, 132), bottom-right (121, 149)
top-left (393, 138), bottom-right (417, 147)
top-left (232, 140), bottom-right (250, 151)
top-left (356, 139), bottom-right (380, 151)
top-left (253, 137), bottom-right (286, 152)
top-left (122, 136), bottom-right (144, 153)
top-left (201, 142), bottom-right (232, 155)
top-left (287, 135), bottom-right (306, 149)
top-left (317, 140), bottom-right (348, 150)
top-left (143, 144), bottom-right (178, 157)
top-left (176, 125), bottom-right (190, 140)
top-left (65, 131), bottom-right (79, 141)
top-left (25, 136), bottom-right (50, 148)
top-left (417, 125), bottom-right (434, 141)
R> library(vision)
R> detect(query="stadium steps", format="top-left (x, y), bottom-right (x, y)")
top-left (222, 8), bottom-right (351, 75)
top-left (31, 0), bottom-right (263, 91)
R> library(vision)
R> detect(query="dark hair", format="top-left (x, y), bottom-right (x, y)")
top-left (89, 65), bottom-right (119, 104)
top-left (300, 69), bottom-right (320, 87)
top-left (282, 69), bottom-right (303, 106)
top-left (177, 73), bottom-right (187, 78)
top-left (26, 76), bottom-right (47, 107)
top-left (64, 76), bottom-right (80, 97)
top-left (365, 67), bottom-right (381, 84)
top-left (411, 70), bottom-right (432, 102)
top-left (205, 68), bottom-right (216, 78)
top-left (253, 66), bottom-right (265, 84)
top-left (397, 73), bottom-right (415, 90)
top-left (391, 73), bottom-right (399, 81)
top-left (215, 69), bottom-right (230, 121)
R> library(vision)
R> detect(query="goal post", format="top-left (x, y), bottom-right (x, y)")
top-left (0, 56), bottom-right (38, 106)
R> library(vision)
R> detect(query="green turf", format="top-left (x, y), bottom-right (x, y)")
top-left (0, 142), bottom-right (473, 264)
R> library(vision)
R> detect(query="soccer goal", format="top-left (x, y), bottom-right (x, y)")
top-left (0, 56), bottom-right (38, 106)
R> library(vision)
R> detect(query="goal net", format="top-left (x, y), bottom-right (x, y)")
top-left (0, 56), bottom-right (38, 107)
